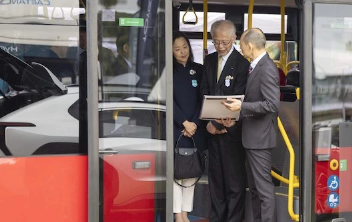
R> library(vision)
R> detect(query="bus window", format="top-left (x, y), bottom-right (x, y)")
top-left (244, 13), bottom-right (288, 34)
top-left (179, 11), bottom-right (225, 32)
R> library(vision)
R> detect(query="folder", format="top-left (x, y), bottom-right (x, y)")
top-left (199, 95), bottom-right (244, 120)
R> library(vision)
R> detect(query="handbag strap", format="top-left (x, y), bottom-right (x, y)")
top-left (174, 176), bottom-right (202, 188)
top-left (175, 133), bottom-right (196, 149)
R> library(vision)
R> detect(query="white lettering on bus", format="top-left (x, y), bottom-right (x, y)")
top-left (143, 0), bottom-right (153, 42)
top-left (0, 0), bottom-right (50, 5)
top-left (0, 46), bottom-right (18, 53)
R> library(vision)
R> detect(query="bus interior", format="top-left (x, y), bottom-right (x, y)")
top-left (0, 0), bottom-right (352, 222)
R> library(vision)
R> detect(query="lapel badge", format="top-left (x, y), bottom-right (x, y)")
top-left (192, 79), bottom-right (198, 87)
top-left (189, 69), bottom-right (196, 75)
top-left (225, 75), bottom-right (233, 87)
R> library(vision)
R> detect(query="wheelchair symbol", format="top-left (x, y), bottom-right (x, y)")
top-left (327, 175), bottom-right (339, 191)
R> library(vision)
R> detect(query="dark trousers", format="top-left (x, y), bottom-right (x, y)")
top-left (246, 148), bottom-right (276, 222)
top-left (208, 136), bottom-right (246, 222)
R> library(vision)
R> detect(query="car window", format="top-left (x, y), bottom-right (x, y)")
top-left (99, 108), bottom-right (166, 140)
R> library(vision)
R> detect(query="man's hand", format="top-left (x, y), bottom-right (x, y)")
top-left (206, 122), bottom-right (227, 135)
top-left (222, 98), bottom-right (242, 112)
top-left (182, 120), bottom-right (197, 136)
top-left (216, 117), bottom-right (236, 128)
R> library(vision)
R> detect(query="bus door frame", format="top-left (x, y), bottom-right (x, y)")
top-left (86, 1), bottom-right (175, 222)
top-left (302, 0), bottom-right (352, 221)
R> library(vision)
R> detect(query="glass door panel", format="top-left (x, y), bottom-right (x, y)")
top-left (312, 3), bottom-right (352, 221)
top-left (96, 0), bottom-right (167, 221)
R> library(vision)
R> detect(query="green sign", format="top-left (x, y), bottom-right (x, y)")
top-left (340, 159), bottom-right (347, 171)
top-left (119, 18), bottom-right (144, 27)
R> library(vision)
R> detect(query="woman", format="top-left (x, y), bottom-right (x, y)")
top-left (173, 31), bottom-right (206, 222)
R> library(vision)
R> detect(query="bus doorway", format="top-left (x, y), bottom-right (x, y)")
top-left (172, 1), bottom-right (301, 221)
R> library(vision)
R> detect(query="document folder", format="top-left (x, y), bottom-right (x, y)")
top-left (199, 95), bottom-right (244, 120)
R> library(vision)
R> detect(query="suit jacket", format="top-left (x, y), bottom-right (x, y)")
top-left (173, 61), bottom-right (207, 151)
top-left (201, 49), bottom-right (249, 142)
top-left (115, 54), bottom-right (130, 76)
top-left (241, 53), bottom-right (280, 149)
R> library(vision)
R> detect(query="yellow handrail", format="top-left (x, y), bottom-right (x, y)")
top-left (248, 0), bottom-right (254, 29)
top-left (203, 0), bottom-right (208, 59)
top-left (280, 0), bottom-right (287, 74)
top-left (277, 117), bottom-right (299, 221)
top-left (271, 171), bottom-right (299, 188)
top-left (286, 61), bottom-right (300, 72)
top-left (274, 60), bottom-right (284, 70)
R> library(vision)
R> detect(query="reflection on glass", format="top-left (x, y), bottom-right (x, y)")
top-left (97, 0), bottom-right (167, 221)
top-left (313, 3), bottom-right (352, 222)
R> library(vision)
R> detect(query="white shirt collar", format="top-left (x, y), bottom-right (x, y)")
top-left (219, 45), bottom-right (234, 61)
top-left (250, 51), bottom-right (267, 69)
top-left (218, 46), bottom-right (235, 71)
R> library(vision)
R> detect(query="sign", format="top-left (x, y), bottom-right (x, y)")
top-left (327, 175), bottom-right (339, 191)
top-left (327, 192), bottom-right (339, 208)
top-left (340, 159), bottom-right (347, 171)
top-left (119, 18), bottom-right (144, 27)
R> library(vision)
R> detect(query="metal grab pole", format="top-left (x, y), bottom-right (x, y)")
top-left (203, 0), bottom-right (208, 59)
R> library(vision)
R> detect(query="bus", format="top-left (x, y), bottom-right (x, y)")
top-left (0, 0), bottom-right (351, 221)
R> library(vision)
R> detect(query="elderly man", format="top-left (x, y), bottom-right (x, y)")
top-left (223, 28), bottom-right (280, 222)
top-left (200, 20), bottom-right (249, 222)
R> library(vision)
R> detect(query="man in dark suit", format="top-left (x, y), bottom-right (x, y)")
top-left (115, 35), bottom-right (132, 76)
top-left (200, 20), bottom-right (249, 222)
top-left (223, 28), bottom-right (280, 222)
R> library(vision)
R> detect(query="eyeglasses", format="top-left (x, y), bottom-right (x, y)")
top-left (212, 40), bottom-right (232, 46)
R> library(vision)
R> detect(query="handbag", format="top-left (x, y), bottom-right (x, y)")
top-left (174, 134), bottom-right (207, 188)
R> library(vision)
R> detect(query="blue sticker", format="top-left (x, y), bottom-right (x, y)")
top-left (192, 79), bottom-right (198, 87)
top-left (327, 175), bottom-right (339, 191)
top-left (327, 192), bottom-right (339, 208)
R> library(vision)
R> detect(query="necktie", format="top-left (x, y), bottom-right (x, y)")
top-left (217, 56), bottom-right (223, 82)
top-left (248, 65), bottom-right (253, 74)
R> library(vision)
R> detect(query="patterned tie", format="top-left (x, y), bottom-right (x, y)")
top-left (248, 65), bottom-right (253, 74)
top-left (217, 56), bottom-right (223, 82)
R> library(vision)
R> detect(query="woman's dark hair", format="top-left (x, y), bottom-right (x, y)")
top-left (172, 31), bottom-right (194, 63)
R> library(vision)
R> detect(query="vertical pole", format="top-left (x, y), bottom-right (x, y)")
top-left (86, 0), bottom-right (99, 221)
top-left (165, 0), bottom-right (174, 221)
top-left (302, 0), bottom-right (313, 221)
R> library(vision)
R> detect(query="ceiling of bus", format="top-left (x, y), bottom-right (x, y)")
top-left (176, 0), bottom-right (298, 8)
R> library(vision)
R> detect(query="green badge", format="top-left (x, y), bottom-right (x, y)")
top-left (119, 18), bottom-right (144, 27)
top-left (340, 159), bottom-right (347, 171)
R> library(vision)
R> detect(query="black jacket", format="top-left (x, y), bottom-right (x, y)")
top-left (173, 61), bottom-right (207, 151)
top-left (200, 48), bottom-right (250, 142)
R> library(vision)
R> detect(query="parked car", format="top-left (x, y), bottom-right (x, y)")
top-left (0, 48), bottom-right (166, 222)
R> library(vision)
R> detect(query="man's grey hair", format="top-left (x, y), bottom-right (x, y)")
top-left (241, 28), bottom-right (266, 49)
top-left (210, 20), bottom-right (237, 38)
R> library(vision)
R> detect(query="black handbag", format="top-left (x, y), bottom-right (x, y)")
top-left (174, 134), bottom-right (207, 187)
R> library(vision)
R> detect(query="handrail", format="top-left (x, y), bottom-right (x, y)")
top-left (203, 0), bottom-right (208, 59)
top-left (271, 170), bottom-right (299, 188)
top-left (280, 0), bottom-right (287, 74)
top-left (277, 117), bottom-right (299, 221)
top-left (182, 0), bottom-right (198, 25)
top-left (248, 0), bottom-right (254, 29)
top-left (286, 61), bottom-right (300, 72)
top-left (274, 60), bottom-right (284, 70)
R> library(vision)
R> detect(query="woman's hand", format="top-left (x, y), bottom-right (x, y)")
top-left (182, 130), bottom-right (192, 138)
top-left (182, 120), bottom-right (197, 136)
